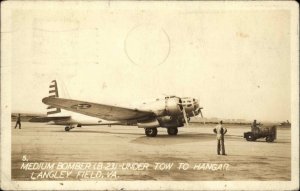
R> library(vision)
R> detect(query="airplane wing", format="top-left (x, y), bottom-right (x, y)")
top-left (42, 97), bottom-right (155, 121)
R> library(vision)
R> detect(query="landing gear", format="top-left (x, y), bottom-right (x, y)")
top-left (145, 128), bottom-right (158, 137)
top-left (65, 126), bottom-right (74, 132)
top-left (167, 128), bottom-right (178, 136)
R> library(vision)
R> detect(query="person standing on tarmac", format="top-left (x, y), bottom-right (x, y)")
top-left (213, 120), bottom-right (227, 155)
top-left (14, 113), bottom-right (21, 129)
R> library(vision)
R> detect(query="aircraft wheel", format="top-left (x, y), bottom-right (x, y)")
top-left (167, 128), bottom-right (178, 135)
top-left (65, 126), bottom-right (70, 132)
top-left (145, 128), bottom-right (157, 137)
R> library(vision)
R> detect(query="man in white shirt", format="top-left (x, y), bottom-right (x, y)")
top-left (213, 120), bottom-right (227, 155)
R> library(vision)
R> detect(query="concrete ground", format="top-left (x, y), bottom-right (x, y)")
top-left (12, 122), bottom-right (291, 181)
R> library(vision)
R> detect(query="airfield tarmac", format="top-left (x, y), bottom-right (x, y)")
top-left (12, 122), bottom-right (291, 181)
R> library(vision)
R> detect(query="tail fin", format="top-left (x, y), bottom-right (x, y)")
top-left (49, 80), bottom-right (59, 98)
top-left (47, 80), bottom-right (61, 116)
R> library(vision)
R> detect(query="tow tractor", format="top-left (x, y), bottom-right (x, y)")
top-left (244, 124), bottom-right (277, 142)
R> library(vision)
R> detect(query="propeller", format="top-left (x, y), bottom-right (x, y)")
top-left (198, 107), bottom-right (203, 118)
top-left (178, 98), bottom-right (204, 127)
top-left (182, 106), bottom-right (189, 126)
top-left (178, 98), bottom-right (189, 126)
top-left (197, 107), bottom-right (205, 124)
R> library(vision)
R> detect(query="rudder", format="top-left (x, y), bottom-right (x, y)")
top-left (47, 80), bottom-right (61, 115)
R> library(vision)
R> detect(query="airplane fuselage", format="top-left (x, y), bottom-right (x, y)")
top-left (40, 80), bottom-right (203, 137)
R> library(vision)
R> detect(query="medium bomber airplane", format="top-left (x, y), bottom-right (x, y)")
top-left (34, 80), bottom-right (203, 137)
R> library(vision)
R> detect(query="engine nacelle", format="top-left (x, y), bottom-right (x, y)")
top-left (180, 97), bottom-right (196, 114)
top-left (165, 97), bottom-right (182, 115)
top-left (158, 116), bottom-right (184, 128)
top-left (137, 118), bottom-right (160, 128)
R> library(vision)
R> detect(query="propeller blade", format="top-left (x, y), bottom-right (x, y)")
top-left (196, 107), bottom-right (203, 118)
top-left (192, 111), bottom-right (196, 117)
top-left (199, 109), bottom-right (203, 118)
top-left (182, 108), bottom-right (189, 127)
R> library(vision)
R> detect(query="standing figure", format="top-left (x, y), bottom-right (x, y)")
top-left (15, 113), bottom-right (21, 129)
top-left (213, 120), bottom-right (227, 155)
top-left (251, 119), bottom-right (260, 134)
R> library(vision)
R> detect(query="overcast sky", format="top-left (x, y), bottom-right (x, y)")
top-left (6, 2), bottom-right (293, 122)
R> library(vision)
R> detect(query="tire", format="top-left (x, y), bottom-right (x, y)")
top-left (167, 128), bottom-right (178, 135)
top-left (246, 134), bottom-right (256, 141)
top-left (145, 128), bottom-right (158, 137)
top-left (266, 135), bottom-right (274, 142)
top-left (65, 126), bottom-right (70, 131)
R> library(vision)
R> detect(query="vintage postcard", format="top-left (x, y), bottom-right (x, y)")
top-left (1, 1), bottom-right (299, 190)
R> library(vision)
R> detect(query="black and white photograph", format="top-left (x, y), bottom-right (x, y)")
top-left (1, 1), bottom-right (299, 190)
